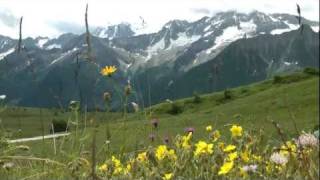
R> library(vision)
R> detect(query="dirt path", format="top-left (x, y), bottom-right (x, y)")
top-left (8, 133), bottom-right (70, 143)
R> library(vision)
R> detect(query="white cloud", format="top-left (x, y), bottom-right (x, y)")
top-left (0, 0), bottom-right (318, 38)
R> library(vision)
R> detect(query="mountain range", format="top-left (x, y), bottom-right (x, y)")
top-left (0, 11), bottom-right (319, 109)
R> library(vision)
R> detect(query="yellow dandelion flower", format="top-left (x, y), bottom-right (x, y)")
top-left (230, 125), bottom-right (243, 137)
top-left (212, 130), bottom-right (221, 142)
top-left (228, 152), bottom-right (238, 161)
top-left (194, 140), bottom-right (214, 156)
top-left (137, 152), bottom-right (148, 162)
top-left (100, 65), bottom-right (117, 76)
top-left (98, 164), bottom-right (108, 172)
top-left (206, 125), bottom-right (213, 132)
top-left (163, 173), bottom-right (173, 180)
top-left (218, 161), bottom-right (234, 175)
top-left (223, 145), bottom-right (236, 153)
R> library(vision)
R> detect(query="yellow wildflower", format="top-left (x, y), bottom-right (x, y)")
top-left (206, 125), bottom-right (212, 132)
top-left (252, 154), bottom-right (262, 162)
top-left (137, 152), bottom-right (148, 162)
top-left (218, 161), bottom-right (234, 175)
top-left (194, 140), bottom-right (214, 156)
top-left (223, 145), bottom-right (236, 153)
top-left (241, 150), bottom-right (250, 163)
top-left (230, 125), bottom-right (243, 137)
top-left (228, 152), bottom-right (238, 161)
top-left (155, 145), bottom-right (176, 161)
top-left (212, 130), bottom-right (221, 142)
top-left (265, 162), bottom-right (273, 174)
top-left (218, 142), bottom-right (225, 150)
top-left (181, 132), bottom-right (192, 149)
top-left (125, 163), bottom-right (131, 174)
top-left (163, 173), bottom-right (173, 180)
top-left (111, 156), bottom-right (123, 175)
top-left (112, 156), bottom-right (121, 167)
top-left (280, 141), bottom-right (297, 156)
top-left (98, 164), bottom-right (108, 172)
top-left (168, 149), bottom-right (177, 160)
top-left (113, 166), bottom-right (123, 175)
top-left (100, 66), bottom-right (117, 76)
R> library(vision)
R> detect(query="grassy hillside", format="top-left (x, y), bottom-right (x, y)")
top-left (0, 70), bottom-right (319, 179)
top-left (1, 71), bottom-right (318, 152)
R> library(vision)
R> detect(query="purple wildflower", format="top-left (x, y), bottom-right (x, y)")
top-left (185, 127), bottom-right (195, 134)
top-left (151, 119), bottom-right (159, 128)
top-left (149, 134), bottom-right (155, 142)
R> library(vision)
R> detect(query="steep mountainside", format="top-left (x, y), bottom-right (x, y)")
top-left (0, 11), bottom-right (318, 108)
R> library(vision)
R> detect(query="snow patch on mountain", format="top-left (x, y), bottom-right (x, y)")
top-left (37, 38), bottom-right (49, 48)
top-left (169, 33), bottom-right (201, 48)
top-left (0, 48), bottom-right (15, 61)
top-left (50, 47), bottom-right (78, 65)
top-left (145, 38), bottom-right (165, 61)
top-left (270, 21), bottom-right (299, 35)
top-left (311, 26), bottom-right (319, 32)
top-left (46, 44), bottom-right (62, 50)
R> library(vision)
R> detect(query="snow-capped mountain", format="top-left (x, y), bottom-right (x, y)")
top-left (0, 11), bottom-right (319, 108)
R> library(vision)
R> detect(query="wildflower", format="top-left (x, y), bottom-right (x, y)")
top-left (111, 156), bottom-right (124, 175)
top-left (194, 140), bottom-right (213, 156)
top-left (270, 152), bottom-right (288, 165)
top-left (218, 161), bottom-right (234, 175)
top-left (228, 152), bottom-right (238, 161)
top-left (265, 162), bottom-right (273, 174)
top-left (163, 173), bottom-right (173, 180)
top-left (149, 134), bottom-right (155, 142)
top-left (296, 133), bottom-right (319, 147)
top-left (230, 125), bottom-right (243, 137)
top-left (155, 145), bottom-right (176, 161)
top-left (164, 136), bottom-right (170, 144)
top-left (180, 132), bottom-right (192, 150)
top-left (137, 152), bottom-right (147, 162)
top-left (252, 154), bottom-right (262, 162)
top-left (280, 141), bottom-right (297, 156)
top-left (218, 142), bottom-right (225, 150)
top-left (206, 125), bottom-right (212, 132)
top-left (223, 145), bottom-right (236, 153)
top-left (101, 65), bottom-right (117, 76)
top-left (185, 127), bottom-right (195, 134)
top-left (242, 164), bottom-right (258, 172)
top-left (211, 130), bottom-right (221, 142)
top-left (112, 156), bottom-right (121, 166)
top-left (151, 119), bottom-right (159, 128)
top-left (240, 150), bottom-right (250, 163)
top-left (98, 164), bottom-right (108, 172)
top-left (125, 163), bottom-right (131, 174)
top-left (0, 95), bottom-right (6, 100)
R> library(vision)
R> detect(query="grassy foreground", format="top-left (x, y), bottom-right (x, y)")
top-left (0, 71), bottom-right (319, 179)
